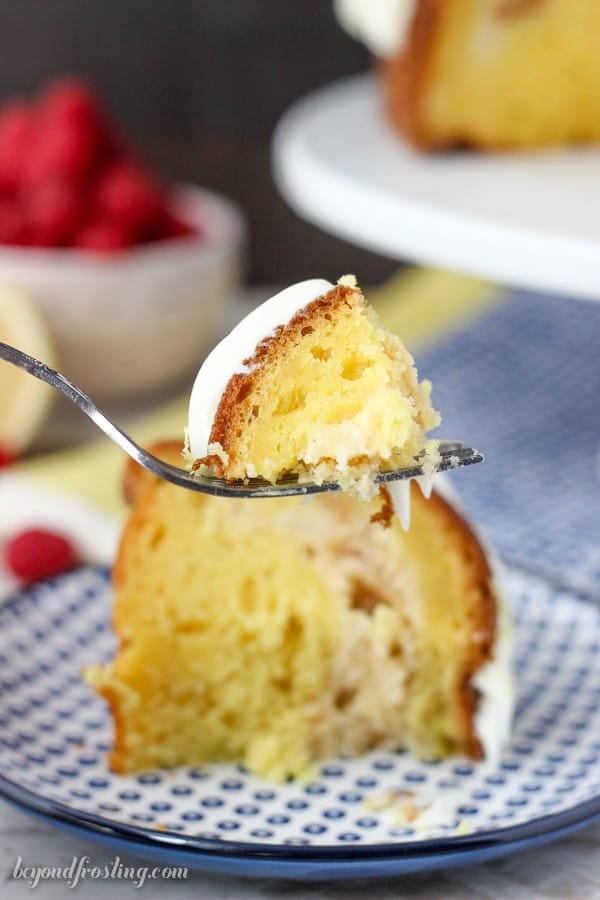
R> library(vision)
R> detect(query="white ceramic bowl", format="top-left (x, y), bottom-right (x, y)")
top-left (0, 185), bottom-right (246, 402)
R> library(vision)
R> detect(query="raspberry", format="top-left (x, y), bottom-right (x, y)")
top-left (23, 180), bottom-right (84, 246)
top-left (0, 200), bottom-right (27, 244)
top-left (40, 78), bottom-right (111, 158)
top-left (0, 79), bottom-right (204, 252)
top-left (73, 216), bottom-right (134, 253)
top-left (0, 102), bottom-right (35, 192)
top-left (0, 101), bottom-right (32, 145)
top-left (41, 78), bottom-right (102, 127)
top-left (147, 204), bottom-right (199, 242)
top-left (25, 119), bottom-right (100, 187)
top-left (94, 161), bottom-right (163, 235)
top-left (0, 444), bottom-right (17, 467)
top-left (4, 528), bottom-right (79, 584)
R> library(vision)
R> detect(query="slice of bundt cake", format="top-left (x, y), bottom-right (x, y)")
top-left (85, 442), bottom-right (513, 780)
top-left (186, 276), bottom-right (440, 497)
top-left (336, 0), bottom-right (600, 150)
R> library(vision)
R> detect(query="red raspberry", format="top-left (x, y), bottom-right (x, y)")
top-left (40, 78), bottom-right (112, 157)
top-left (0, 101), bottom-right (32, 145)
top-left (94, 161), bottom-right (163, 235)
top-left (0, 444), bottom-right (17, 467)
top-left (146, 204), bottom-right (199, 242)
top-left (41, 78), bottom-right (102, 126)
top-left (0, 102), bottom-right (35, 192)
top-left (4, 528), bottom-right (79, 584)
top-left (0, 200), bottom-right (27, 244)
top-left (73, 216), bottom-right (134, 253)
top-left (23, 180), bottom-right (84, 246)
top-left (25, 118), bottom-right (100, 187)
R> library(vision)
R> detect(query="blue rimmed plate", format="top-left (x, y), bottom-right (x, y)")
top-left (0, 566), bottom-right (598, 880)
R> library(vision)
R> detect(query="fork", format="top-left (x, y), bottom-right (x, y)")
top-left (0, 341), bottom-right (483, 498)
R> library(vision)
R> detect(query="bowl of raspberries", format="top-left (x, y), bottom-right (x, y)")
top-left (0, 77), bottom-right (245, 401)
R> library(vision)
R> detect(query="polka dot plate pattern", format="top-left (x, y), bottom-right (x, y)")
top-left (0, 566), bottom-right (599, 879)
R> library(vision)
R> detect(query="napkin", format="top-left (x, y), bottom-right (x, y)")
top-left (415, 288), bottom-right (600, 598)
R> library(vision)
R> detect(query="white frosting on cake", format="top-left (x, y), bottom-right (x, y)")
top-left (333, 0), bottom-right (416, 58)
top-left (187, 279), bottom-right (334, 460)
top-left (472, 581), bottom-right (515, 764)
top-left (388, 472), bottom-right (436, 532)
top-left (388, 480), bottom-right (412, 531)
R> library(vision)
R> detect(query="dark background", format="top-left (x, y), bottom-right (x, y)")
top-left (0, 0), bottom-right (399, 285)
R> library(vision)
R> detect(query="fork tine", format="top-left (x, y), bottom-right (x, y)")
top-left (163, 442), bottom-right (484, 498)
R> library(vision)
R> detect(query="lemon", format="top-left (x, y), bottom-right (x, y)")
top-left (0, 283), bottom-right (57, 454)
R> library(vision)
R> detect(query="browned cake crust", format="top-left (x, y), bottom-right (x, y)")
top-left (424, 488), bottom-right (496, 758)
top-left (196, 283), bottom-right (358, 475)
top-left (103, 483), bottom-right (172, 771)
top-left (122, 440), bottom-right (184, 506)
top-left (379, 0), bottom-right (445, 150)
top-left (380, 0), bottom-right (550, 150)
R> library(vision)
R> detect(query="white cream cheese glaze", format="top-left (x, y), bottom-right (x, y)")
top-left (472, 579), bottom-right (515, 763)
top-left (388, 480), bottom-right (412, 531)
top-left (333, 0), bottom-right (416, 58)
top-left (388, 470), bottom-right (436, 532)
top-left (187, 279), bottom-right (334, 460)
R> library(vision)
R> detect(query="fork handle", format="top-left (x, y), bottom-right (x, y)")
top-left (0, 340), bottom-right (147, 461)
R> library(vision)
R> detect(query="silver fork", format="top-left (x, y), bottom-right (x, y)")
top-left (0, 341), bottom-right (483, 498)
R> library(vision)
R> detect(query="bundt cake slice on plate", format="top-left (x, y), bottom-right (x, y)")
top-left (85, 442), bottom-right (513, 781)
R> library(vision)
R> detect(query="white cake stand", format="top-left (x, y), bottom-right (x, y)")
top-left (272, 74), bottom-right (600, 302)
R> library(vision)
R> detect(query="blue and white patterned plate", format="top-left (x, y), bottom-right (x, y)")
top-left (0, 566), bottom-right (599, 880)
